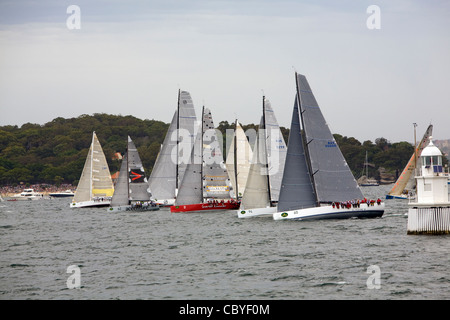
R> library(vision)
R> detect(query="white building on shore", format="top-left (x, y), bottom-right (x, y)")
top-left (407, 137), bottom-right (450, 235)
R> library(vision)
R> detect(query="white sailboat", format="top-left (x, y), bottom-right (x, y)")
top-left (238, 96), bottom-right (287, 218)
top-left (71, 132), bottom-right (114, 208)
top-left (148, 90), bottom-right (197, 207)
top-left (273, 73), bottom-right (384, 221)
top-left (109, 136), bottom-right (159, 212)
top-left (386, 124), bottom-right (433, 199)
top-left (225, 120), bottom-right (253, 200)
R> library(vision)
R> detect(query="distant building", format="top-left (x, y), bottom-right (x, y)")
top-left (112, 152), bottom-right (123, 160)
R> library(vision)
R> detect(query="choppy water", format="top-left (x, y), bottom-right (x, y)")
top-left (0, 184), bottom-right (449, 300)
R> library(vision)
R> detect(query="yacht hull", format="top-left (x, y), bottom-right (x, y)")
top-left (273, 202), bottom-right (384, 221)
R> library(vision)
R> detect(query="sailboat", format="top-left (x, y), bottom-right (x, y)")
top-left (170, 107), bottom-right (239, 213)
top-left (108, 136), bottom-right (159, 212)
top-left (7, 189), bottom-right (44, 201)
top-left (273, 73), bottom-right (384, 221)
top-left (386, 124), bottom-right (433, 199)
top-left (225, 120), bottom-right (253, 200)
top-left (71, 132), bottom-right (114, 208)
top-left (238, 96), bottom-right (287, 218)
top-left (359, 151), bottom-right (379, 186)
top-left (148, 90), bottom-right (197, 207)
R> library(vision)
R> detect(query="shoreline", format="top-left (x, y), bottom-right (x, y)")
top-left (0, 184), bottom-right (75, 197)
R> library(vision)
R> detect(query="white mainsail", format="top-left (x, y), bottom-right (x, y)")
top-left (261, 97), bottom-right (287, 202)
top-left (226, 121), bottom-right (253, 199)
top-left (148, 111), bottom-right (178, 203)
top-left (175, 121), bottom-right (203, 206)
top-left (148, 90), bottom-right (197, 205)
top-left (176, 90), bottom-right (198, 188)
top-left (110, 152), bottom-right (129, 207)
top-left (202, 107), bottom-right (232, 199)
top-left (238, 97), bottom-right (287, 217)
top-left (175, 106), bottom-right (232, 206)
top-left (240, 116), bottom-right (270, 210)
top-left (71, 132), bottom-right (114, 208)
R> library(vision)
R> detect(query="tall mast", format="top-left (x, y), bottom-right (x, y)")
top-left (201, 106), bottom-right (205, 203)
top-left (234, 119), bottom-right (239, 200)
top-left (176, 89), bottom-right (180, 190)
top-left (90, 132), bottom-right (95, 200)
top-left (262, 96), bottom-right (272, 205)
top-left (295, 72), bottom-right (319, 206)
top-left (413, 122), bottom-right (417, 177)
top-left (365, 151), bottom-right (369, 178)
top-left (126, 137), bottom-right (130, 204)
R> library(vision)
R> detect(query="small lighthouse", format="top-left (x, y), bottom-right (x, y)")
top-left (407, 137), bottom-right (450, 234)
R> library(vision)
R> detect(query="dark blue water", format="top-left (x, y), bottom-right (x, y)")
top-left (1, 184), bottom-right (449, 300)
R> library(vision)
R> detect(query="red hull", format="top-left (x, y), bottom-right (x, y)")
top-left (170, 201), bottom-right (240, 213)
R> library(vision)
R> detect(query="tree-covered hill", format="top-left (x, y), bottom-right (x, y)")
top-left (1, 113), bottom-right (444, 187)
top-left (0, 114), bottom-right (168, 186)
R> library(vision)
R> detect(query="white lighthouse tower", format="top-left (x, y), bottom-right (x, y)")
top-left (407, 137), bottom-right (450, 234)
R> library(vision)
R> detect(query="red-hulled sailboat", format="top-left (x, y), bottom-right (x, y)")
top-left (170, 106), bottom-right (240, 213)
top-left (171, 199), bottom-right (240, 213)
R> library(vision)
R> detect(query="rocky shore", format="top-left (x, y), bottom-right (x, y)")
top-left (378, 167), bottom-right (397, 184)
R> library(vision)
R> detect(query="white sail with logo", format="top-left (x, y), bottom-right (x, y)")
top-left (175, 107), bottom-right (232, 206)
top-left (110, 136), bottom-right (158, 212)
top-left (202, 107), bottom-right (232, 199)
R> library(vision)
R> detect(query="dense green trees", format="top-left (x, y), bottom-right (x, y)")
top-left (0, 114), bottom-right (168, 186)
top-left (0, 113), bottom-right (441, 187)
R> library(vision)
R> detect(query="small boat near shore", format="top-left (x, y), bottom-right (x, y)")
top-left (358, 151), bottom-right (379, 187)
top-left (7, 189), bottom-right (45, 201)
top-left (49, 190), bottom-right (75, 198)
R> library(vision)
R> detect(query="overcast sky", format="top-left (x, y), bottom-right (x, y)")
top-left (0, 0), bottom-right (449, 143)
